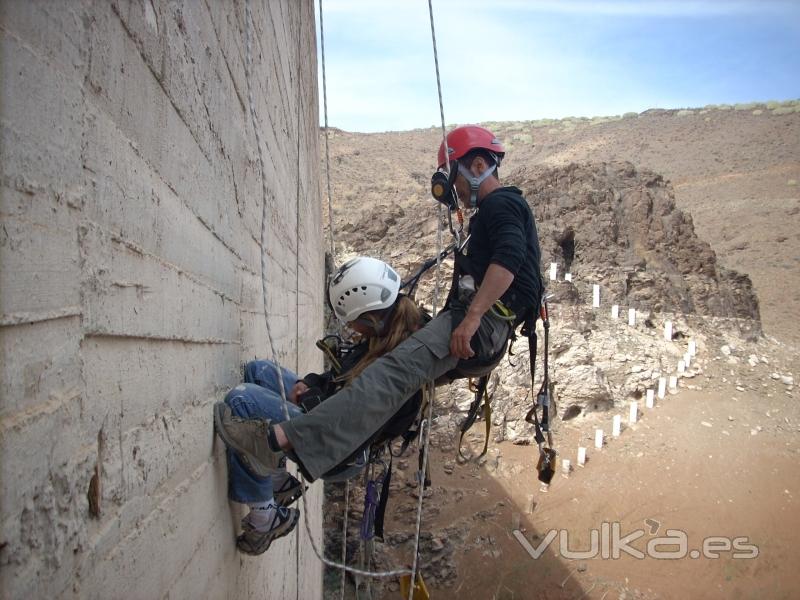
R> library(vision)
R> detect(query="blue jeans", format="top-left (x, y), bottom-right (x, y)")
top-left (224, 360), bottom-right (303, 503)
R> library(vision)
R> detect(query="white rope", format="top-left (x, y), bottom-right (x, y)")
top-left (294, 5), bottom-right (306, 598)
top-left (243, 0), bottom-right (444, 584)
top-left (356, 460), bottom-right (375, 600)
top-left (319, 0), bottom-right (336, 262)
top-left (341, 479), bottom-right (350, 599)
top-left (428, 0), bottom-right (448, 317)
top-left (403, 3), bottom-right (449, 598)
top-left (322, 0), bottom-right (350, 584)
top-left (245, 0), bottom-right (291, 423)
top-left (246, 0), bottom-right (403, 580)
top-left (409, 386), bottom-right (436, 600)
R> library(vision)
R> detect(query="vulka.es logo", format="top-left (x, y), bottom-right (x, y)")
top-left (517, 521), bottom-right (759, 560)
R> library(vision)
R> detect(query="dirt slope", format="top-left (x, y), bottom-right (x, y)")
top-left (322, 103), bottom-right (800, 345)
top-left (320, 103), bottom-right (800, 600)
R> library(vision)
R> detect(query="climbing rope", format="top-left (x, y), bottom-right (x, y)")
top-left (409, 390), bottom-right (434, 600)
top-left (404, 3), bottom-right (449, 598)
top-left (429, 0), bottom-right (447, 316)
top-left (341, 479), bottom-right (350, 600)
top-left (244, 0), bottom-right (291, 423)
top-left (246, 0), bottom-right (394, 579)
top-left (294, 6), bottom-right (306, 598)
top-left (319, 0), bottom-right (336, 262)
top-left (243, 0), bottom-right (452, 588)
top-left (358, 461), bottom-right (377, 600)
top-left (320, 0), bottom-right (376, 590)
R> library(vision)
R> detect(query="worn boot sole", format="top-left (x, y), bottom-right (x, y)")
top-left (213, 402), bottom-right (282, 477)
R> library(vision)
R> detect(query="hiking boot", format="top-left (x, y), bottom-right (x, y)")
top-left (274, 474), bottom-right (305, 508)
top-left (236, 506), bottom-right (300, 555)
top-left (213, 402), bottom-right (284, 477)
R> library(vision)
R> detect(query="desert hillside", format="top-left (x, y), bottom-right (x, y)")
top-left (320, 102), bottom-right (800, 600)
top-left (322, 102), bottom-right (800, 345)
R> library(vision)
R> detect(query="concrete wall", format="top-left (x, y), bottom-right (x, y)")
top-left (0, 1), bottom-right (324, 598)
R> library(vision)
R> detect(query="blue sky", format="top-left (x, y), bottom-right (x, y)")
top-left (314, 0), bottom-right (800, 132)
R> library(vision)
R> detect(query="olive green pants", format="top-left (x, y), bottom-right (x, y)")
top-left (282, 308), bottom-right (511, 480)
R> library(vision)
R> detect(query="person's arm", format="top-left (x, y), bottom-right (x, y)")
top-left (449, 262), bottom-right (514, 359)
top-left (450, 197), bottom-right (527, 359)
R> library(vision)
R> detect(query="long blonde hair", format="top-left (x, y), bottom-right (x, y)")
top-left (339, 295), bottom-right (423, 385)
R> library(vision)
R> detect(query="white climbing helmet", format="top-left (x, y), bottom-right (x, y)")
top-left (329, 257), bottom-right (400, 323)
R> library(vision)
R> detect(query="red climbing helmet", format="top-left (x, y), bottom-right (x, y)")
top-left (437, 125), bottom-right (505, 168)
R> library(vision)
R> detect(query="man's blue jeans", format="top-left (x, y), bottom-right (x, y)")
top-left (224, 360), bottom-right (302, 503)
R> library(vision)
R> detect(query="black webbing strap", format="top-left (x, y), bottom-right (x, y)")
top-left (442, 249), bottom-right (464, 312)
top-left (417, 442), bottom-right (431, 489)
top-left (401, 242), bottom-right (456, 298)
top-left (539, 302), bottom-right (552, 439)
top-left (373, 457), bottom-right (392, 541)
top-left (524, 302), bottom-right (552, 439)
top-left (523, 301), bottom-right (556, 483)
top-left (523, 322), bottom-right (542, 439)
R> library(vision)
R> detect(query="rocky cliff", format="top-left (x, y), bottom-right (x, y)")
top-left (511, 161), bottom-right (760, 322)
top-left (328, 160), bottom-right (762, 434)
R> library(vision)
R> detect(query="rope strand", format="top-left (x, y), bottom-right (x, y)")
top-left (428, 0), bottom-right (448, 317)
top-left (341, 479), bottom-right (350, 599)
top-left (319, 0), bottom-right (336, 262)
top-left (404, 3), bottom-right (450, 598)
top-left (242, 0), bottom-right (446, 584)
top-left (409, 387), bottom-right (436, 600)
top-left (245, 0), bottom-right (291, 423)
top-left (246, 0), bottom-right (402, 579)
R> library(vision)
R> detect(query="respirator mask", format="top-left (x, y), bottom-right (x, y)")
top-left (431, 157), bottom-right (499, 209)
top-left (430, 160), bottom-right (459, 211)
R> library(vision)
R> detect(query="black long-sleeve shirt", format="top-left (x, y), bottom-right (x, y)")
top-left (466, 186), bottom-right (543, 317)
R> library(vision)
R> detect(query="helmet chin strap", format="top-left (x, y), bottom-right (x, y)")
top-left (457, 162), bottom-right (497, 208)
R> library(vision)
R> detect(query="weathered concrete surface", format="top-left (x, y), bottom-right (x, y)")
top-left (0, 1), bottom-right (324, 598)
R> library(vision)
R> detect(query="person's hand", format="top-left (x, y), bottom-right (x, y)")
top-left (450, 313), bottom-right (480, 359)
top-left (289, 381), bottom-right (309, 404)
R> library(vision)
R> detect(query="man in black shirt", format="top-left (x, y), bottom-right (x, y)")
top-left (215, 125), bottom-right (544, 482)
top-left (441, 125), bottom-right (543, 359)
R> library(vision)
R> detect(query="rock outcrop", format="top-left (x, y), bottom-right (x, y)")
top-left (328, 161), bottom-right (763, 433)
top-left (509, 161), bottom-right (760, 322)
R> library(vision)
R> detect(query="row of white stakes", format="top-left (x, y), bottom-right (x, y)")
top-left (558, 338), bottom-right (698, 478)
top-left (550, 265), bottom-right (665, 333)
top-left (548, 265), bottom-right (683, 342)
top-left (546, 265), bottom-right (700, 476)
